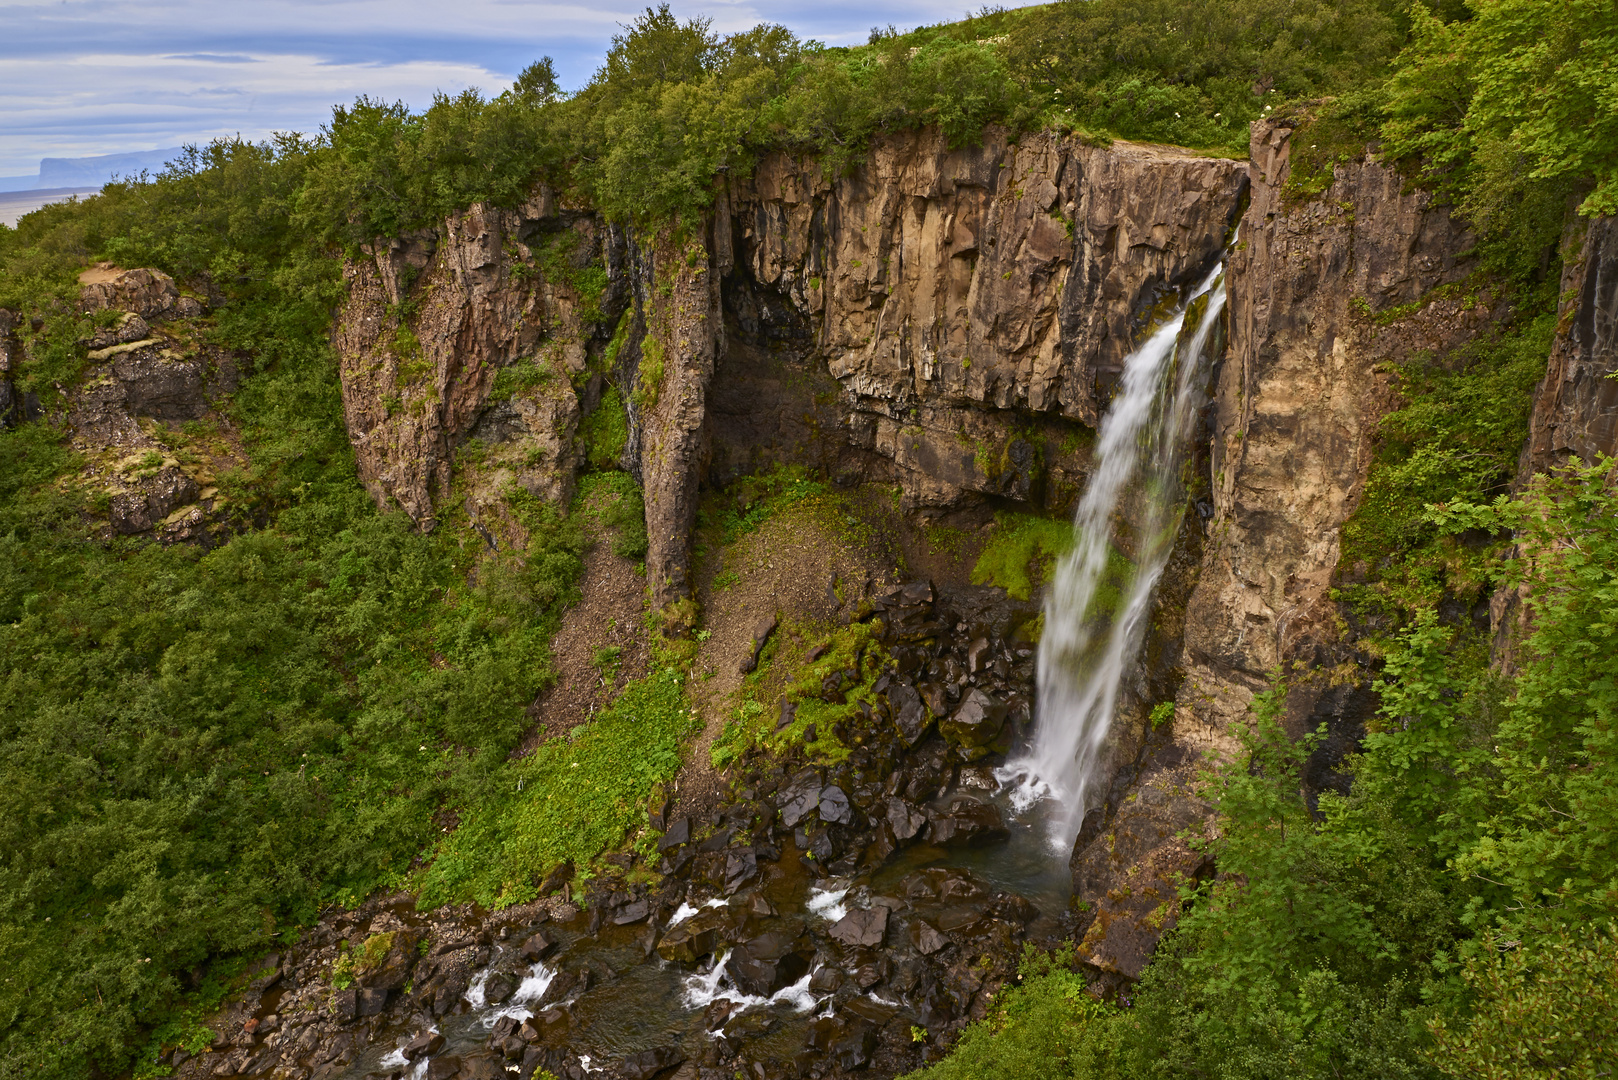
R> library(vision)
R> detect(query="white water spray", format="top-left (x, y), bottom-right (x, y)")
top-left (1003, 260), bottom-right (1229, 852)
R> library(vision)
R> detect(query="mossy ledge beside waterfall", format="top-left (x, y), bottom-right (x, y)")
top-left (1004, 261), bottom-right (1229, 853)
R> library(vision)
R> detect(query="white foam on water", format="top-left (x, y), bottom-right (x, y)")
top-left (767, 971), bottom-right (819, 1013)
top-left (1005, 257), bottom-right (1231, 854)
top-left (463, 967), bottom-right (491, 1009)
top-left (866, 991), bottom-right (903, 1009)
top-left (683, 951), bottom-right (825, 1022)
top-left (378, 1048), bottom-right (409, 1069)
top-left (703, 896), bottom-right (728, 909)
top-left (682, 950), bottom-right (769, 1012)
top-left (806, 883), bottom-right (850, 924)
top-left (476, 963), bottom-right (558, 1027)
top-left (667, 901), bottom-right (700, 926)
top-left (407, 1061), bottom-right (428, 1080)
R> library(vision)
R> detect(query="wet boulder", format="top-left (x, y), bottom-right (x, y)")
top-left (911, 919), bottom-right (948, 955)
top-left (804, 824), bottom-right (843, 864)
top-left (886, 682), bottom-right (933, 747)
top-left (818, 785), bottom-right (854, 826)
top-left (829, 907), bottom-right (888, 949)
top-left (723, 848), bottom-right (759, 895)
top-left (482, 970), bottom-right (518, 1005)
top-left (620, 1046), bottom-right (685, 1080)
top-left (927, 797), bottom-right (1009, 848)
top-left (612, 898), bottom-right (651, 925)
top-left (424, 1057), bottom-right (461, 1080)
top-left (657, 817), bottom-right (690, 850)
top-left (655, 907), bottom-right (738, 964)
top-left (939, 689), bottom-right (1006, 749)
top-left (860, 822), bottom-right (899, 871)
top-left (725, 930), bottom-right (813, 996)
top-left (830, 1020), bottom-right (879, 1072)
top-left (402, 1031), bottom-right (445, 1060)
top-left (776, 769), bottom-right (823, 828)
top-left (518, 931), bottom-right (558, 961)
top-left (884, 797), bottom-right (927, 842)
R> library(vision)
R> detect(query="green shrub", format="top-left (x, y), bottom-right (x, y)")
top-left (579, 385), bottom-right (630, 471)
top-left (416, 664), bottom-right (696, 907)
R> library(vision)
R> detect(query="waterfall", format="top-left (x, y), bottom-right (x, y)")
top-left (1002, 261), bottom-right (1228, 853)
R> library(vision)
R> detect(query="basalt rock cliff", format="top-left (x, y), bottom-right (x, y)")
top-left (331, 127), bottom-right (1246, 610)
top-left (311, 117), bottom-right (1617, 988)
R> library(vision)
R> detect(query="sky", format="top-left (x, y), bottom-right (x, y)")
top-left (0, 0), bottom-right (1000, 178)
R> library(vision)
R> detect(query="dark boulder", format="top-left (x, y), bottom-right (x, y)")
top-left (939, 689), bottom-right (1006, 748)
top-left (829, 907), bottom-right (888, 949)
top-left (620, 1046), bottom-right (686, 1080)
top-left (425, 1057), bottom-right (461, 1080)
top-left (886, 682), bottom-right (932, 747)
top-left (884, 797), bottom-right (927, 842)
top-left (723, 848), bottom-right (759, 895)
top-left (910, 919), bottom-right (948, 955)
top-left (818, 785), bottom-right (853, 826)
top-left (482, 972), bottom-right (517, 1005)
top-left (403, 1031), bottom-right (445, 1060)
top-left (518, 931), bottom-right (558, 961)
top-left (725, 930), bottom-right (813, 996)
top-left (928, 796), bottom-right (1009, 847)
top-left (658, 817), bottom-right (691, 850)
top-left (776, 769), bottom-right (824, 828)
top-left (612, 899), bottom-right (651, 925)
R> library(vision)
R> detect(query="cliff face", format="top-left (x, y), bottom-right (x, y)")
top-left (1523, 215), bottom-right (1618, 474)
top-left (322, 120), bottom-right (1599, 981)
top-left (1069, 120), bottom-right (1513, 980)
top-left (724, 129), bottom-right (1246, 509)
top-left (1180, 121), bottom-right (1491, 743)
top-left (333, 196), bottom-right (598, 539)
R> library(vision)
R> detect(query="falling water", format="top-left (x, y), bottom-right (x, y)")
top-left (1003, 260), bottom-right (1229, 852)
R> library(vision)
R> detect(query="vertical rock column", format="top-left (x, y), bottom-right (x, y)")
top-left (634, 223), bottom-right (725, 622)
top-left (1177, 119), bottom-right (1480, 746)
top-left (1522, 215), bottom-right (1618, 474)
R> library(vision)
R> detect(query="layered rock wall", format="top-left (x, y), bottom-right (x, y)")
top-left (726, 129), bottom-right (1246, 507)
top-left (333, 195), bottom-right (597, 535)
top-left (1522, 215), bottom-right (1618, 475)
top-left (1069, 120), bottom-right (1512, 979)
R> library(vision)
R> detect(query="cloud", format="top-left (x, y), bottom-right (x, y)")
top-left (163, 54), bottom-right (264, 64)
top-left (0, 0), bottom-right (1009, 175)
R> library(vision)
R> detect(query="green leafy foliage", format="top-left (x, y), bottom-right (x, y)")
top-left (415, 664), bottom-right (696, 907)
top-left (0, 138), bottom-right (593, 1078)
top-left (1338, 309), bottom-right (1553, 618)
top-left (1382, 0), bottom-right (1618, 220)
top-left (1428, 918), bottom-right (1618, 1078)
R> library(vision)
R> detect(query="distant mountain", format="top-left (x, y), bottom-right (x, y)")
top-left (0, 147), bottom-right (186, 193)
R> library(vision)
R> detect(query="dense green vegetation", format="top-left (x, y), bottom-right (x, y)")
top-left (0, 142), bottom-right (654, 1077)
top-left (1, 0), bottom-right (1615, 1075)
top-left (907, 458), bottom-right (1618, 1080)
top-left (297, 0), bottom-right (1438, 233)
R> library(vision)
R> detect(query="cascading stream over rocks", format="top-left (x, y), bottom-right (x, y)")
top-left (1005, 260), bottom-right (1230, 852)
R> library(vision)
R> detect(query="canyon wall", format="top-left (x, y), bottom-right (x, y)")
top-left (322, 120), bottom-right (1614, 980)
top-left (328, 128), bottom-right (1247, 613)
top-left (1070, 119), bottom-right (1511, 979)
